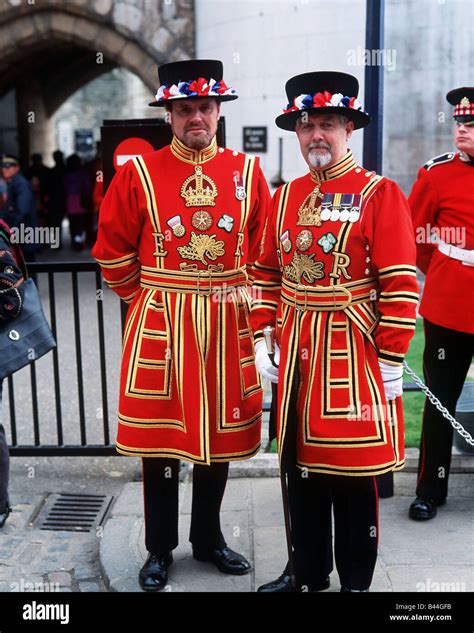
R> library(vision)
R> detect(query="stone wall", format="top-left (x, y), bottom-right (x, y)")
top-left (0, 0), bottom-right (194, 161)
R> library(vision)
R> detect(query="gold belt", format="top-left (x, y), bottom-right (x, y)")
top-left (281, 277), bottom-right (378, 311)
top-left (140, 267), bottom-right (249, 297)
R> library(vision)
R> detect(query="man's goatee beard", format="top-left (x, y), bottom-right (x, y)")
top-left (308, 150), bottom-right (332, 169)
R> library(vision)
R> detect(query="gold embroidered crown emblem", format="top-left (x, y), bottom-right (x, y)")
top-left (460, 96), bottom-right (471, 107)
top-left (180, 165), bottom-right (218, 207)
top-left (297, 187), bottom-right (324, 226)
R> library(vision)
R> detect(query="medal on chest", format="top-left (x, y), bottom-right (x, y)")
top-left (320, 193), bottom-right (362, 223)
top-left (166, 215), bottom-right (186, 237)
top-left (233, 171), bottom-right (246, 201)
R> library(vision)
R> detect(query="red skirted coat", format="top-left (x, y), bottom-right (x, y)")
top-left (250, 151), bottom-right (419, 476)
top-left (93, 136), bottom-right (270, 464)
top-left (408, 151), bottom-right (474, 335)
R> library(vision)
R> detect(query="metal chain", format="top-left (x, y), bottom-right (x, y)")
top-left (403, 361), bottom-right (474, 446)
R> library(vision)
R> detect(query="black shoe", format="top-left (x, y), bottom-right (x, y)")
top-left (341, 587), bottom-right (369, 592)
top-left (257, 571), bottom-right (330, 593)
top-left (257, 572), bottom-right (295, 592)
top-left (138, 552), bottom-right (173, 592)
top-left (193, 546), bottom-right (251, 575)
top-left (409, 497), bottom-right (438, 521)
top-left (0, 505), bottom-right (10, 528)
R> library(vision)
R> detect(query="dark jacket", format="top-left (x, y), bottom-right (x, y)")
top-left (2, 172), bottom-right (38, 254)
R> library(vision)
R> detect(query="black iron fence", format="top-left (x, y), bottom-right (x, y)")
top-left (7, 261), bottom-right (117, 456)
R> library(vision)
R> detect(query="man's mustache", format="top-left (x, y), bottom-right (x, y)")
top-left (309, 143), bottom-right (331, 150)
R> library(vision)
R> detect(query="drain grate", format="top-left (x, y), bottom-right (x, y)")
top-left (34, 493), bottom-right (114, 532)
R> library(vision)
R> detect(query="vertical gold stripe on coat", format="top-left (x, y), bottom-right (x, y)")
top-left (234, 155), bottom-right (255, 268)
top-left (171, 292), bottom-right (185, 412)
top-left (191, 293), bottom-right (210, 464)
top-left (215, 298), bottom-right (227, 429)
top-left (133, 156), bottom-right (163, 269)
top-left (275, 183), bottom-right (291, 269)
top-left (278, 309), bottom-right (302, 461)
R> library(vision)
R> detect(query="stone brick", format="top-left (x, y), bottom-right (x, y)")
top-left (113, 1), bottom-right (143, 33)
top-left (48, 571), bottom-right (72, 587)
top-left (9, 14), bottom-right (36, 44)
top-left (173, 47), bottom-right (190, 62)
top-left (32, 12), bottom-right (52, 37)
top-left (79, 581), bottom-right (100, 592)
top-left (116, 41), bottom-right (146, 70)
top-left (50, 12), bottom-right (77, 41)
top-left (167, 17), bottom-right (188, 38)
top-left (162, 0), bottom-right (177, 21)
top-left (73, 17), bottom-right (101, 44)
top-left (151, 26), bottom-right (173, 53)
top-left (94, 27), bottom-right (127, 58)
top-left (93, 0), bottom-right (113, 16)
top-left (73, 563), bottom-right (95, 581)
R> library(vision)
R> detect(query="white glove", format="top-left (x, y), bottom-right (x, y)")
top-left (379, 361), bottom-right (404, 400)
top-left (255, 339), bottom-right (279, 384)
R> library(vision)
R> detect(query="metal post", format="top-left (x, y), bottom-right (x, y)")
top-left (363, 0), bottom-right (394, 498)
top-left (363, 0), bottom-right (385, 174)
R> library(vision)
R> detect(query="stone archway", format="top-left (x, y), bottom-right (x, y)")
top-left (0, 0), bottom-right (194, 161)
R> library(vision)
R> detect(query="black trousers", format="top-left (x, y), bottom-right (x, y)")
top-left (142, 457), bottom-right (228, 556)
top-left (0, 384), bottom-right (8, 513)
top-left (416, 319), bottom-right (474, 503)
top-left (0, 424), bottom-right (9, 513)
top-left (281, 371), bottom-right (378, 591)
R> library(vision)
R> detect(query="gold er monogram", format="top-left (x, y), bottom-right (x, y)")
top-left (297, 186), bottom-right (324, 226)
top-left (180, 165), bottom-right (218, 207)
top-left (152, 232), bottom-right (168, 257)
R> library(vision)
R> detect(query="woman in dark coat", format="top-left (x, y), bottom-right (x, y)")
top-left (0, 219), bottom-right (27, 527)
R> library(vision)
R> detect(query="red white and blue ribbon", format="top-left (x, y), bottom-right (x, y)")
top-left (155, 77), bottom-right (237, 102)
top-left (283, 90), bottom-right (366, 115)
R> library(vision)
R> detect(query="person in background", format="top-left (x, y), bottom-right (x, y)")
top-left (25, 153), bottom-right (50, 230)
top-left (1, 155), bottom-right (38, 262)
top-left (0, 176), bottom-right (7, 211)
top-left (86, 141), bottom-right (103, 247)
top-left (408, 87), bottom-right (474, 521)
top-left (0, 219), bottom-right (27, 528)
top-left (64, 154), bottom-right (91, 251)
top-left (48, 150), bottom-right (67, 250)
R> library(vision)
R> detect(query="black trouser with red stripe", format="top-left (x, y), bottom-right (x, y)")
top-left (142, 458), bottom-right (228, 556)
top-left (281, 373), bottom-right (379, 591)
top-left (416, 319), bottom-right (474, 503)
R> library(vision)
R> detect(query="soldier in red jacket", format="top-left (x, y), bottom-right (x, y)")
top-left (408, 87), bottom-right (474, 521)
top-left (93, 60), bottom-right (270, 590)
top-left (251, 72), bottom-right (418, 592)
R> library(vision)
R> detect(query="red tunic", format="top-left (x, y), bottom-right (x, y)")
top-left (93, 136), bottom-right (270, 464)
top-left (408, 152), bottom-right (474, 334)
top-left (250, 151), bottom-right (419, 476)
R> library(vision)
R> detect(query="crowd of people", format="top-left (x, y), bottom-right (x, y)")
top-left (0, 144), bottom-right (103, 255)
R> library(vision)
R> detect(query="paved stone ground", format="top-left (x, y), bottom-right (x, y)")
top-left (1, 456), bottom-right (472, 595)
top-left (0, 455), bottom-right (141, 594)
top-left (100, 453), bottom-right (474, 593)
